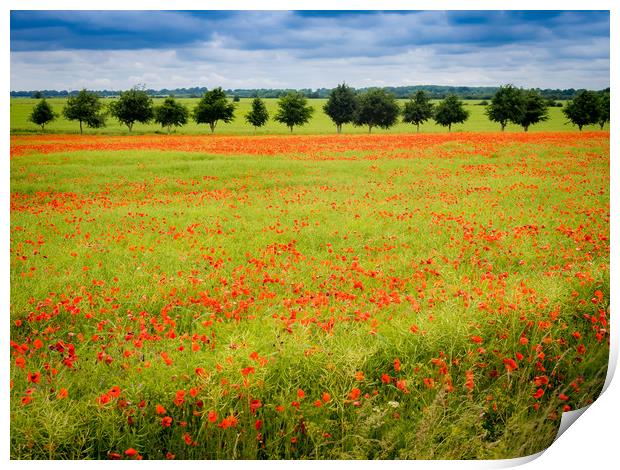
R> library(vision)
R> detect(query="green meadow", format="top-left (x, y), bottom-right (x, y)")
top-left (10, 131), bottom-right (609, 459)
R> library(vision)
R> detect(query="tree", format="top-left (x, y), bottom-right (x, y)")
top-left (62, 89), bottom-right (107, 134)
top-left (323, 83), bottom-right (357, 133)
top-left (274, 91), bottom-right (314, 133)
top-left (245, 98), bottom-right (269, 131)
top-left (563, 90), bottom-right (601, 131)
top-left (29, 99), bottom-right (56, 131)
top-left (434, 94), bottom-right (470, 131)
top-left (598, 90), bottom-right (610, 130)
top-left (193, 87), bottom-right (235, 133)
top-left (514, 90), bottom-right (549, 132)
top-left (154, 97), bottom-right (189, 133)
top-left (402, 90), bottom-right (434, 132)
top-left (352, 89), bottom-right (400, 133)
top-left (32, 91), bottom-right (43, 99)
top-left (109, 87), bottom-right (154, 132)
top-left (485, 84), bottom-right (524, 131)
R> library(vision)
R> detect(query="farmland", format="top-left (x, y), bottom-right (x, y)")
top-left (9, 131), bottom-right (609, 459)
top-left (10, 97), bottom-right (608, 135)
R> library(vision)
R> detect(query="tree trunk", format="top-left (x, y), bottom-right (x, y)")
top-left (41, 124), bottom-right (45, 131)
top-left (417, 123), bottom-right (420, 133)
top-left (501, 123), bottom-right (506, 131)
top-left (600, 123), bottom-right (605, 130)
top-left (448, 124), bottom-right (451, 132)
top-left (337, 124), bottom-right (342, 134)
top-left (289, 126), bottom-right (293, 133)
top-left (128, 122), bottom-right (133, 132)
top-left (79, 120), bottom-right (83, 135)
top-left (167, 125), bottom-right (172, 134)
top-left (368, 125), bottom-right (372, 134)
top-left (578, 125), bottom-right (583, 131)
top-left (523, 125), bottom-right (529, 132)
top-left (210, 122), bottom-right (216, 133)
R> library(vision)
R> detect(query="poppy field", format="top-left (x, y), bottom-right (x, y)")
top-left (9, 131), bottom-right (609, 460)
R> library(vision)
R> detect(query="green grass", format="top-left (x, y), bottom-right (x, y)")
top-left (10, 134), bottom-right (609, 459)
top-left (10, 97), bottom-right (608, 135)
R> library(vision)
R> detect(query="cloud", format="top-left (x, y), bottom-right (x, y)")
top-left (9, 10), bottom-right (610, 90)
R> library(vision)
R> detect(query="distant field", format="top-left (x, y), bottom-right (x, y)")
top-left (10, 97), bottom-right (607, 135)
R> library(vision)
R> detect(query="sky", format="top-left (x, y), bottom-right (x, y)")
top-left (10, 10), bottom-right (610, 91)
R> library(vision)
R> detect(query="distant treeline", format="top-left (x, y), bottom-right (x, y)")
top-left (11, 85), bottom-right (609, 100)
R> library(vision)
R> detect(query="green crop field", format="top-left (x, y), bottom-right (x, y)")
top-left (10, 97), bottom-right (607, 135)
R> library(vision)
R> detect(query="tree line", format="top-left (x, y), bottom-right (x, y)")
top-left (28, 84), bottom-right (610, 133)
top-left (15, 85), bottom-right (600, 101)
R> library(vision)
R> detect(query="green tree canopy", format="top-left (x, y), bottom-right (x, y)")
top-left (29, 98), bottom-right (57, 131)
top-left (274, 92), bottom-right (314, 133)
top-left (245, 97), bottom-right (270, 130)
top-left (402, 90), bottom-right (434, 132)
top-left (514, 90), bottom-right (549, 132)
top-left (598, 90), bottom-right (610, 130)
top-left (62, 89), bottom-right (106, 134)
top-left (562, 90), bottom-right (601, 131)
top-left (323, 83), bottom-right (357, 133)
top-left (108, 87), bottom-right (154, 132)
top-left (352, 89), bottom-right (400, 133)
top-left (193, 87), bottom-right (236, 133)
top-left (154, 97), bottom-right (189, 133)
top-left (434, 94), bottom-right (470, 131)
top-left (485, 84), bottom-right (524, 131)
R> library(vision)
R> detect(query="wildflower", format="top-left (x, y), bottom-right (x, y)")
top-left (125, 448), bottom-right (139, 457)
top-left (423, 378), bottom-right (435, 389)
top-left (396, 379), bottom-right (409, 394)
top-left (218, 415), bottom-right (238, 429)
top-left (250, 398), bottom-right (262, 414)
top-left (349, 388), bottom-right (361, 400)
top-left (173, 390), bottom-right (185, 406)
top-left (503, 358), bottom-right (518, 373)
top-left (465, 370), bottom-right (474, 391)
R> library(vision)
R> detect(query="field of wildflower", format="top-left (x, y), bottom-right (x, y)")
top-left (10, 131), bottom-right (609, 459)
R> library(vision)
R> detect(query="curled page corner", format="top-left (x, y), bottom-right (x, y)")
top-left (554, 405), bottom-right (591, 442)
